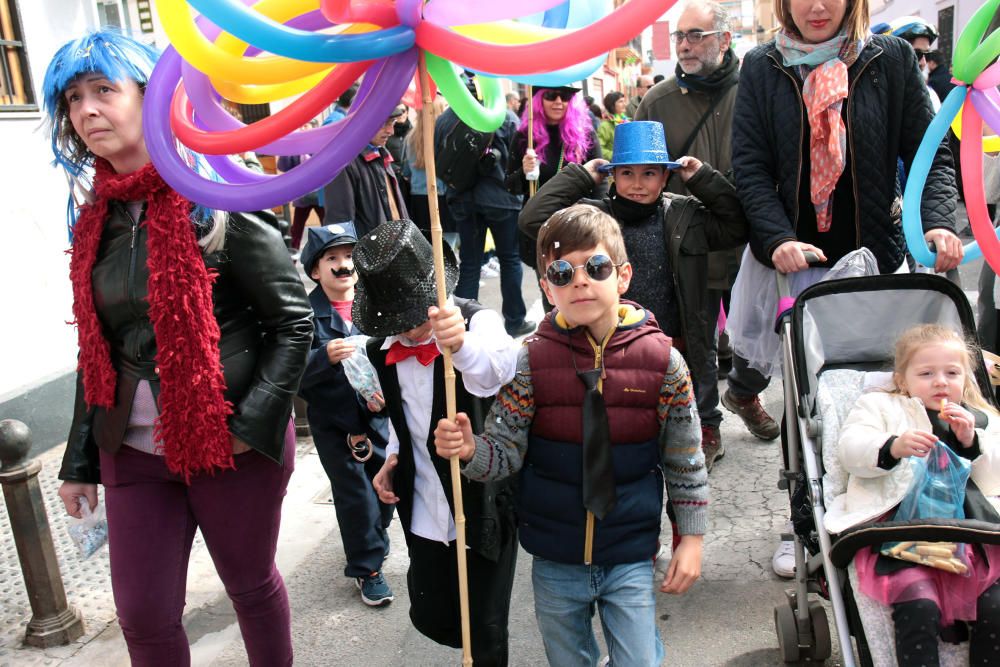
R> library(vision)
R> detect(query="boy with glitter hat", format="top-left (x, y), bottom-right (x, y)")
top-left (298, 221), bottom-right (396, 607)
top-left (355, 219), bottom-right (519, 665)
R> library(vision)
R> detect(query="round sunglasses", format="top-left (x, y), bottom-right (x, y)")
top-left (545, 254), bottom-right (623, 287)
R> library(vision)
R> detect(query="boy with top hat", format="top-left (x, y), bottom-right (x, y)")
top-left (323, 104), bottom-right (409, 237)
top-left (355, 219), bottom-right (519, 666)
top-left (297, 222), bottom-right (396, 606)
top-left (518, 121), bottom-right (747, 474)
top-left (434, 204), bottom-right (708, 665)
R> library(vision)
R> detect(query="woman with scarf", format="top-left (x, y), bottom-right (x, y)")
top-left (46, 31), bottom-right (312, 666)
top-left (507, 86), bottom-right (602, 292)
top-left (726, 0), bottom-right (960, 577)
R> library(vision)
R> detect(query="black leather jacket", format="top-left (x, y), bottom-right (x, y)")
top-left (60, 203), bottom-right (313, 483)
top-left (732, 35), bottom-right (956, 272)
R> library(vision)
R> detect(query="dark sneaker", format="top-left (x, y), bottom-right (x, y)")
top-left (506, 320), bottom-right (537, 338)
top-left (356, 571), bottom-right (394, 607)
top-left (722, 390), bottom-right (780, 440)
top-left (701, 425), bottom-right (725, 473)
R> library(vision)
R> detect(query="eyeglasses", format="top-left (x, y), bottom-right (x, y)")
top-left (545, 254), bottom-right (623, 287)
top-left (672, 30), bottom-right (721, 44)
top-left (541, 90), bottom-right (576, 102)
top-left (914, 48), bottom-right (931, 60)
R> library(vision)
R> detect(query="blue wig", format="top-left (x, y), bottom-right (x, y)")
top-left (42, 29), bottom-right (159, 177)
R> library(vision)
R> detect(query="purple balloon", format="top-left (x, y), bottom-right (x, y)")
top-left (145, 47), bottom-right (417, 211)
top-left (971, 88), bottom-right (1000, 139)
top-left (181, 8), bottom-right (340, 156)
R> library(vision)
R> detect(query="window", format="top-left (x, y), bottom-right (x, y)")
top-left (96, 0), bottom-right (130, 30)
top-left (0, 0), bottom-right (35, 110)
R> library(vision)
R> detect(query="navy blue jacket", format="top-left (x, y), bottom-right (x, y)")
top-left (732, 35), bottom-right (956, 273)
top-left (298, 287), bottom-right (388, 445)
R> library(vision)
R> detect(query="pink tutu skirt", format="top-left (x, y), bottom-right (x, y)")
top-left (855, 542), bottom-right (1000, 626)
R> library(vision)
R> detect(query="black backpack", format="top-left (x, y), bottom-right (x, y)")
top-left (434, 113), bottom-right (493, 194)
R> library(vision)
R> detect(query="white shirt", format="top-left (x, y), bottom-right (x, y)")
top-left (383, 307), bottom-right (518, 543)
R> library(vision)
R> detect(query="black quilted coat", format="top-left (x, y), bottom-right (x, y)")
top-left (732, 35), bottom-right (956, 273)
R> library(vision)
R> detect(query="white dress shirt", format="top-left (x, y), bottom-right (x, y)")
top-left (383, 306), bottom-right (518, 543)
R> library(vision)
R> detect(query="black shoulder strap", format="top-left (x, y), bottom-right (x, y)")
top-left (666, 93), bottom-right (725, 188)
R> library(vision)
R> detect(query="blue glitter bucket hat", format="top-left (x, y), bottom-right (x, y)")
top-left (599, 121), bottom-right (681, 173)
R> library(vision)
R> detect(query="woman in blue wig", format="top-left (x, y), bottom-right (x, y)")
top-left (44, 29), bottom-right (311, 666)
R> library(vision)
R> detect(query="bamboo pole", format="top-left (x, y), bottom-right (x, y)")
top-left (417, 50), bottom-right (473, 667)
top-left (527, 85), bottom-right (536, 198)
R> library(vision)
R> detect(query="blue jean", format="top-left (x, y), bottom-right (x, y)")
top-left (532, 557), bottom-right (664, 667)
top-left (450, 198), bottom-right (527, 332)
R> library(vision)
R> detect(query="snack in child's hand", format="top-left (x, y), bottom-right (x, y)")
top-left (941, 398), bottom-right (947, 413)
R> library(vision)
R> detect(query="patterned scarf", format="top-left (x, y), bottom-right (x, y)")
top-left (70, 158), bottom-right (232, 481)
top-left (775, 30), bottom-right (863, 232)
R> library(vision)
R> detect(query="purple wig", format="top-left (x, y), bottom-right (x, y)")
top-left (518, 90), bottom-right (593, 166)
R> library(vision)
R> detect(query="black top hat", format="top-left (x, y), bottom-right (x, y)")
top-left (352, 219), bottom-right (459, 337)
top-left (301, 221), bottom-right (358, 279)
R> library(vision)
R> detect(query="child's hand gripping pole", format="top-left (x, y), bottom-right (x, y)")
top-left (418, 50), bottom-right (473, 667)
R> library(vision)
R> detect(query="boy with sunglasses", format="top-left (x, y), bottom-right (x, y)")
top-left (518, 121), bottom-right (747, 473)
top-left (435, 204), bottom-right (708, 665)
top-left (297, 223), bottom-right (397, 607)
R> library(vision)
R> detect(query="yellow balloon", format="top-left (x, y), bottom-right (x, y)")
top-left (210, 23), bottom-right (377, 103)
top-left (454, 21), bottom-right (564, 46)
top-left (156, 0), bottom-right (331, 86)
top-left (952, 103), bottom-right (1000, 152)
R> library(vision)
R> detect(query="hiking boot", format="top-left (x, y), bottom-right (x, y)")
top-left (722, 390), bottom-right (780, 440)
top-left (356, 571), bottom-right (394, 607)
top-left (701, 425), bottom-right (725, 473)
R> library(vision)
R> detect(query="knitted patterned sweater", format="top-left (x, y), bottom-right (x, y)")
top-left (463, 343), bottom-right (709, 537)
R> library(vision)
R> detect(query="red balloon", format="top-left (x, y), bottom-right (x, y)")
top-left (170, 60), bottom-right (370, 155)
top-left (961, 99), bottom-right (1000, 273)
top-left (414, 0), bottom-right (676, 74)
top-left (401, 71), bottom-right (438, 109)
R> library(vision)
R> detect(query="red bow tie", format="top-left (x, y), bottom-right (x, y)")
top-left (385, 341), bottom-right (440, 366)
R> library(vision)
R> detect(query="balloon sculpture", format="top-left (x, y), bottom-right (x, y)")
top-left (903, 0), bottom-right (1000, 271)
top-left (145, 0), bottom-right (671, 212)
top-left (146, 2), bottom-right (676, 664)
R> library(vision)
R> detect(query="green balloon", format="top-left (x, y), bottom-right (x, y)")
top-left (425, 51), bottom-right (506, 133)
top-left (953, 0), bottom-right (1000, 83)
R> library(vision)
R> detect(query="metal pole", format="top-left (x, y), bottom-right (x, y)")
top-left (0, 420), bottom-right (84, 647)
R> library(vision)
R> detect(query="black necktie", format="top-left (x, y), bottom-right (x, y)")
top-left (577, 367), bottom-right (616, 519)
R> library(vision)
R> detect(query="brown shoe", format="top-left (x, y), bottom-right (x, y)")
top-left (701, 425), bottom-right (725, 473)
top-left (722, 390), bottom-right (780, 440)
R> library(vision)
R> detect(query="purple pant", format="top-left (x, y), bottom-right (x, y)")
top-left (99, 426), bottom-right (295, 667)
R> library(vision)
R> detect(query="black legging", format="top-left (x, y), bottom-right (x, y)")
top-left (891, 579), bottom-right (1000, 666)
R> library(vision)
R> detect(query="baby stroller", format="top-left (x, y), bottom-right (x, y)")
top-left (774, 270), bottom-right (1000, 666)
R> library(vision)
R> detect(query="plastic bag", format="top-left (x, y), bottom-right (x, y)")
top-left (67, 499), bottom-right (108, 559)
top-left (341, 335), bottom-right (382, 403)
top-left (881, 440), bottom-right (972, 575)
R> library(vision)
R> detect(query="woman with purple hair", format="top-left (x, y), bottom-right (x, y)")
top-left (507, 86), bottom-right (603, 277)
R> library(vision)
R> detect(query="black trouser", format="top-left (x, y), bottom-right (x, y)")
top-left (891, 579), bottom-right (1000, 666)
top-left (406, 532), bottom-right (518, 666)
top-left (312, 428), bottom-right (394, 578)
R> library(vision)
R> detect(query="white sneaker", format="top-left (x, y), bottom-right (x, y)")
top-left (771, 522), bottom-right (796, 579)
top-left (486, 256), bottom-right (501, 273)
top-left (480, 265), bottom-right (499, 279)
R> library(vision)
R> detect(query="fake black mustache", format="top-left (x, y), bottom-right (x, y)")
top-left (331, 267), bottom-right (356, 278)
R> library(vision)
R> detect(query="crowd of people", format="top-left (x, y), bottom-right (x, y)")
top-left (41, 0), bottom-right (1000, 665)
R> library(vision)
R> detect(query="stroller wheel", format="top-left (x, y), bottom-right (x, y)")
top-left (774, 603), bottom-right (800, 662)
top-left (805, 603), bottom-right (832, 661)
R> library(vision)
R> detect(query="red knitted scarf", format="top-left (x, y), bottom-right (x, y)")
top-left (70, 158), bottom-right (233, 481)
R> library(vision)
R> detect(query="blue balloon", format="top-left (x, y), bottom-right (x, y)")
top-left (902, 85), bottom-right (987, 266)
top-left (186, 0), bottom-right (413, 63)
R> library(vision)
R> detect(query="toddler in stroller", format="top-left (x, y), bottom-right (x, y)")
top-left (775, 273), bottom-right (1000, 666)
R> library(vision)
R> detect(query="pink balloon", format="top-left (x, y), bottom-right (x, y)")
top-left (423, 0), bottom-right (566, 26)
top-left (973, 61), bottom-right (1000, 90)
